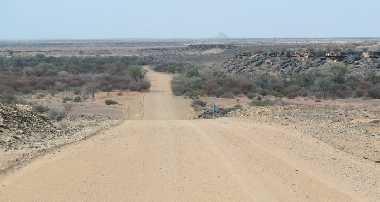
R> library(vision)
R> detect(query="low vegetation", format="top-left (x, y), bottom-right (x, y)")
top-left (250, 98), bottom-right (274, 106)
top-left (0, 55), bottom-right (150, 104)
top-left (152, 62), bottom-right (192, 74)
top-left (105, 99), bottom-right (119, 105)
top-left (170, 63), bottom-right (380, 99)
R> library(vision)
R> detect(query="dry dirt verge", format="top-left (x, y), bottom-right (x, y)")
top-left (193, 97), bottom-right (380, 163)
top-left (0, 91), bottom-right (136, 174)
top-left (231, 104), bottom-right (379, 163)
top-left (0, 120), bottom-right (121, 175)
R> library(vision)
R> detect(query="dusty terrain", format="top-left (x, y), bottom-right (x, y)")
top-left (0, 69), bottom-right (378, 202)
top-left (199, 96), bottom-right (380, 162)
top-left (0, 97), bottom-right (122, 172)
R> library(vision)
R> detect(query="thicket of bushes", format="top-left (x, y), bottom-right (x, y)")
top-left (0, 55), bottom-right (150, 103)
top-left (171, 63), bottom-right (380, 99)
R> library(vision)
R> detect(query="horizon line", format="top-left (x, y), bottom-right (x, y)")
top-left (1, 37), bottom-right (380, 42)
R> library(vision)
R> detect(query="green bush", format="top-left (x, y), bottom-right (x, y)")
top-left (168, 65), bottom-right (177, 73)
top-left (128, 66), bottom-right (145, 81)
top-left (171, 75), bottom-right (203, 97)
top-left (62, 97), bottom-right (73, 103)
top-left (105, 99), bottom-right (119, 105)
top-left (73, 96), bottom-right (82, 102)
top-left (368, 84), bottom-right (380, 99)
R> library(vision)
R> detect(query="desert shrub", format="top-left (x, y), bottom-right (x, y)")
top-left (281, 63), bottom-right (356, 98)
top-left (48, 108), bottom-right (66, 121)
top-left (105, 99), bottom-right (119, 105)
top-left (246, 92), bottom-right (257, 99)
top-left (171, 76), bottom-right (187, 96)
top-left (171, 65), bottom-right (260, 98)
top-left (367, 73), bottom-right (380, 84)
top-left (36, 93), bottom-right (46, 99)
top-left (167, 64), bottom-right (177, 73)
top-left (192, 99), bottom-right (207, 107)
top-left (0, 94), bottom-right (19, 104)
top-left (62, 97), bottom-right (73, 103)
top-left (32, 105), bottom-right (50, 113)
top-left (128, 80), bottom-right (151, 91)
top-left (250, 99), bottom-right (274, 106)
top-left (158, 56), bottom-right (376, 100)
top-left (191, 99), bottom-right (207, 111)
top-left (172, 75), bottom-right (203, 97)
top-left (354, 89), bottom-right (367, 97)
top-left (0, 55), bottom-right (151, 104)
top-left (140, 80), bottom-right (151, 90)
top-left (283, 85), bottom-right (302, 98)
top-left (73, 90), bottom-right (81, 95)
top-left (73, 96), bottom-right (82, 102)
top-left (254, 73), bottom-right (284, 94)
top-left (128, 66), bottom-right (145, 81)
top-left (310, 64), bottom-right (351, 98)
top-left (152, 63), bottom-right (191, 73)
top-left (368, 84), bottom-right (380, 99)
top-left (221, 92), bottom-right (234, 98)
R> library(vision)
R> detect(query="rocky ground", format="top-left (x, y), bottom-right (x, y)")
top-left (236, 103), bottom-right (379, 163)
top-left (0, 91), bottom-right (130, 172)
top-left (0, 104), bottom-right (61, 151)
top-left (193, 97), bottom-right (380, 163)
top-left (191, 99), bottom-right (243, 119)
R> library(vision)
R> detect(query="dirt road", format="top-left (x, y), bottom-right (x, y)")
top-left (0, 69), bottom-right (378, 202)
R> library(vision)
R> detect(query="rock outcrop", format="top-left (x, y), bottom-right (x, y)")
top-left (223, 49), bottom-right (380, 75)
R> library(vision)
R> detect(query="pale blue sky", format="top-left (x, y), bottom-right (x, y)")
top-left (2, 0), bottom-right (380, 39)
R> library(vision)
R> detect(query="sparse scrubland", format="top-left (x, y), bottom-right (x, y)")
top-left (0, 42), bottom-right (379, 162)
top-left (171, 63), bottom-right (380, 99)
top-left (0, 41), bottom-right (379, 201)
top-left (0, 55), bottom-right (150, 104)
top-left (0, 54), bottom-right (151, 162)
top-left (150, 43), bottom-right (380, 166)
top-left (166, 46), bottom-right (380, 100)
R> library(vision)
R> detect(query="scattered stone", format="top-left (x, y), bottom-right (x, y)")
top-left (195, 102), bottom-right (243, 119)
top-left (223, 49), bottom-right (379, 75)
top-left (232, 103), bottom-right (379, 162)
top-left (0, 103), bottom-right (58, 150)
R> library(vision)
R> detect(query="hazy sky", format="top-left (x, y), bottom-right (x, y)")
top-left (2, 0), bottom-right (380, 39)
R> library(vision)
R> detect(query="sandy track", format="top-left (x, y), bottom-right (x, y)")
top-left (0, 69), bottom-right (378, 202)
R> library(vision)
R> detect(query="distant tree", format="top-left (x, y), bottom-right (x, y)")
top-left (128, 66), bottom-right (144, 81)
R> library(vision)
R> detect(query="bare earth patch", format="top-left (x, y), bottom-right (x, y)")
top-left (0, 91), bottom-right (142, 173)
top-left (211, 97), bottom-right (380, 163)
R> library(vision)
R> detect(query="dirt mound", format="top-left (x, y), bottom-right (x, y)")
top-left (0, 104), bottom-right (58, 151)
